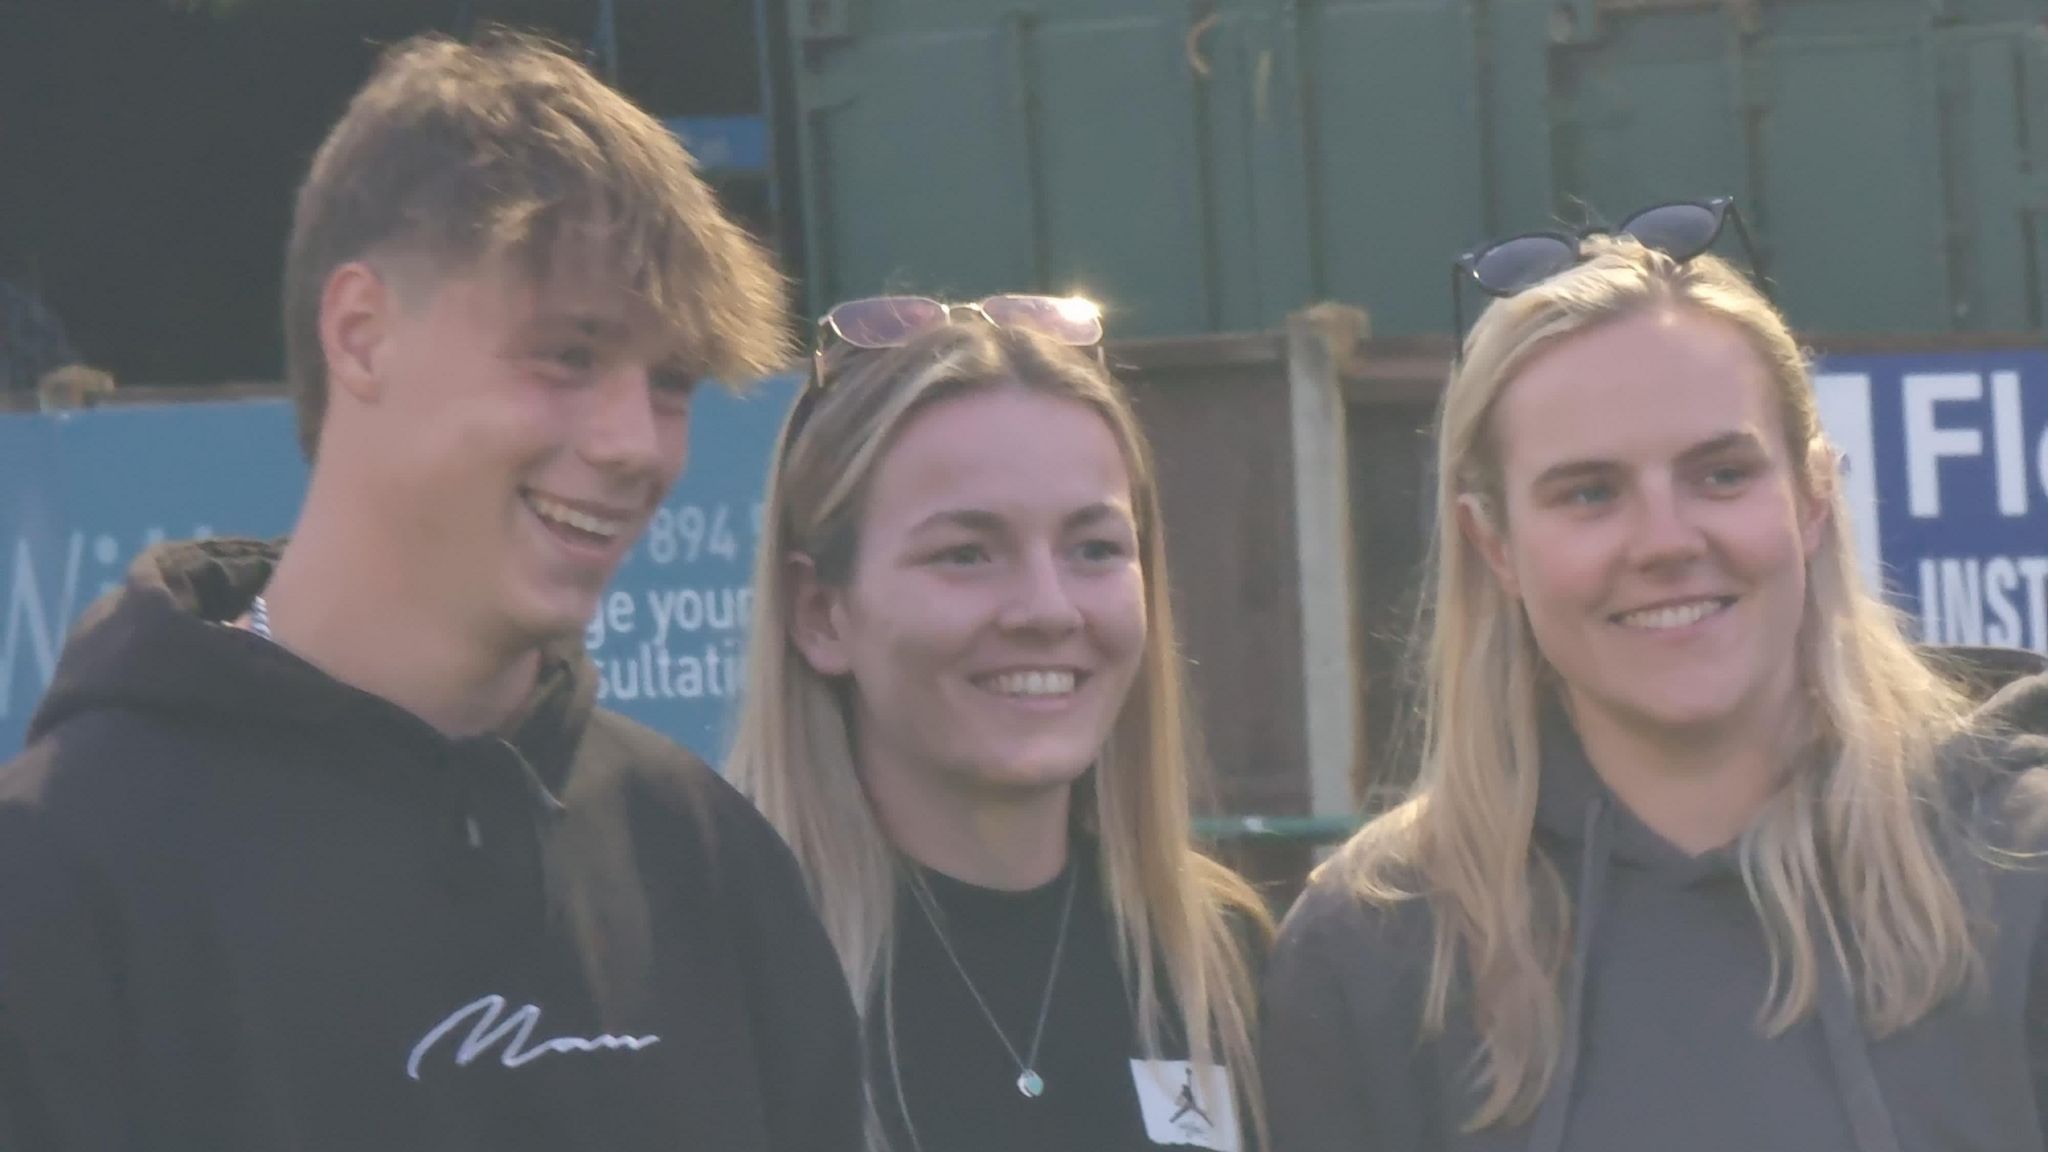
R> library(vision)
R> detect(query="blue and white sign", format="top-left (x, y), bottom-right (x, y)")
top-left (10, 349), bottom-right (2048, 758)
top-left (1815, 349), bottom-right (2048, 651)
top-left (1, 376), bottom-right (799, 760)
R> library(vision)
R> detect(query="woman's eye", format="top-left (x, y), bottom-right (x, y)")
top-left (1702, 464), bottom-right (1753, 490)
top-left (1564, 482), bottom-right (1614, 507)
top-left (548, 345), bottom-right (597, 373)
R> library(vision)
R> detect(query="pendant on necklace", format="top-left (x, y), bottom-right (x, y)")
top-left (1017, 1070), bottom-right (1045, 1098)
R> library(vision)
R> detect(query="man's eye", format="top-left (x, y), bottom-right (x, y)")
top-left (652, 369), bottom-right (699, 398)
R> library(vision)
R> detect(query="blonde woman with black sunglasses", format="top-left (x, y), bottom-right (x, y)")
top-left (1263, 228), bottom-right (2048, 1152)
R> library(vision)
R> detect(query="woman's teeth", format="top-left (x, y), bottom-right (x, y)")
top-left (1616, 598), bottom-right (1730, 630)
top-left (982, 670), bottom-right (1078, 696)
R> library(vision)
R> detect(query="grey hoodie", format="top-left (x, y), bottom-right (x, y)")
top-left (1260, 711), bottom-right (2048, 1152)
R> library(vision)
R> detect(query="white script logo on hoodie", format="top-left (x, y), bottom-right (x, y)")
top-left (406, 994), bottom-right (661, 1080)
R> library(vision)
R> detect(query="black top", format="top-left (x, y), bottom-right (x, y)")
top-left (0, 538), bottom-right (862, 1152)
top-left (872, 842), bottom-right (1245, 1152)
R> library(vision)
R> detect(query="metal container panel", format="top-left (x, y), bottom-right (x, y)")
top-left (786, 0), bottom-right (2048, 338)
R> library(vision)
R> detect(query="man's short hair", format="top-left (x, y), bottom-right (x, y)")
top-left (281, 29), bottom-right (792, 458)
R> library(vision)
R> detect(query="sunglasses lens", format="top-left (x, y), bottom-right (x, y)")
top-left (1472, 236), bottom-right (1578, 296)
top-left (826, 296), bottom-right (947, 348)
top-left (980, 294), bottom-right (1105, 346)
top-left (1621, 202), bottom-right (1721, 260)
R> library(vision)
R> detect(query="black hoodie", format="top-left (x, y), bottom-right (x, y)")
top-left (0, 540), bottom-right (862, 1152)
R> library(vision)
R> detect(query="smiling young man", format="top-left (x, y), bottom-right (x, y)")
top-left (0, 32), bottom-right (860, 1152)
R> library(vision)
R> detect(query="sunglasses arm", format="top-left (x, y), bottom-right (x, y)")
top-left (1725, 204), bottom-right (1771, 298)
top-left (1450, 262), bottom-right (1468, 365)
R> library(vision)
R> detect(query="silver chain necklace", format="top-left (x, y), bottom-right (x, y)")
top-left (247, 595), bottom-right (273, 640)
top-left (905, 860), bottom-right (1078, 1099)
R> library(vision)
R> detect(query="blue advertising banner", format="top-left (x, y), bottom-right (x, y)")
top-left (8, 350), bottom-right (2048, 759)
top-left (1813, 350), bottom-right (2048, 652)
top-left (1, 375), bottom-right (799, 759)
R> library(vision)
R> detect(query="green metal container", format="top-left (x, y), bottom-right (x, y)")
top-left (785, 0), bottom-right (2048, 338)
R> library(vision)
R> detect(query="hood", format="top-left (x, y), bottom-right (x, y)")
top-left (1532, 711), bottom-right (1743, 884)
top-left (27, 537), bottom-right (595, 798)
top-left (1969, 655), bottom-right (2048, 737)
top-left (1532, 639), bottom-right (2048, 879)
top-left (1523, 707), bottom-right (1910, 1152)
top-left (1926, 643), bottom-right (2048, 711)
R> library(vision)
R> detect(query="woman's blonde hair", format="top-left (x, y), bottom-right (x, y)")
top-left (1338, 238), bottom-right (1977, 1129)
top-left (727, 321), bottom-right (1271, 1149)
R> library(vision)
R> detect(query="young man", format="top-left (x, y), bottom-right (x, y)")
top-left (0, 32), bottom-right (860, 1152)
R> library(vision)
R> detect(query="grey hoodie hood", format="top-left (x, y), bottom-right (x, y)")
top-left (1523, 718), bottom-right (1910, 1152)
top-left (1261, 700), bottom-right (2048, 1152)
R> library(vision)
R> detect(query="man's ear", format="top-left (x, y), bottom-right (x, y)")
top-left (1456, 493), bottom-right (1520, 599)
top-left (787, 552), bottom-right (852, 677)
top-left (319, 261), bottom-right (397, 405)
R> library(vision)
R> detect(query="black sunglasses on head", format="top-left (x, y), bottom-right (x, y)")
top-left (1450, 196), bottom-right (1767, 359)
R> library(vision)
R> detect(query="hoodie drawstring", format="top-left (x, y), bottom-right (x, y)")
top-left (1523, 798), bottom-right (1905, 1152)
top-left (457, 742), bottom-right (566, 852)
top-left (1812, 910), bottom-right (1904, 1152)
top-left (501, 740), bottom-right (569, 818)
top-left (1526, 798), bottom-right (1612, 1152)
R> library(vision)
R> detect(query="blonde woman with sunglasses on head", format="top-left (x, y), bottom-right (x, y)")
top-left (729, 296), bottom-right (1271, 1152)
top-left (1261, 205), bottom-right (2048, 1152)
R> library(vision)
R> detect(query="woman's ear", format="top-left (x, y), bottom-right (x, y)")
top-left (1457, 493), bottom-right (1520, 599)
top-left (787, 552), bottom-right (853, 677)
top-left (1798, 442), bottom-right (1839, 561)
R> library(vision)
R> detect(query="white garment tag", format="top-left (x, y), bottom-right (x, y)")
top-left (1129, 1059), bottom-right (1240, 1151)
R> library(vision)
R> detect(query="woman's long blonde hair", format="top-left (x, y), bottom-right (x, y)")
top-left (1338, 238), bottom-right (1977, 1129)
top-left (727, 322), bottom-right (1271, 1149)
